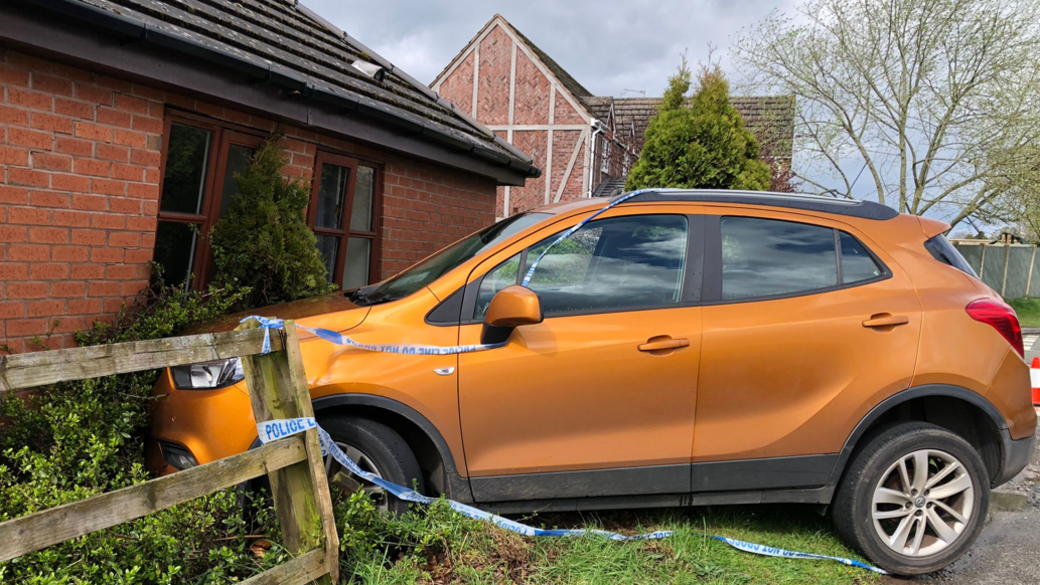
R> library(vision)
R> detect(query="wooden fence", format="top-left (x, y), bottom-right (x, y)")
top-left (954, 241), bottom-right (1040, 299)
top-left (0, 319), bottom-right (339, 585)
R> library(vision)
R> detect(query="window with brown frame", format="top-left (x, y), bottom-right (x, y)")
top-left (155, 114), bottom-right (382, 292)
top-left (153, 114), bottom-right (264, 288)
top-left (308, 152), bottom-right (381, 290)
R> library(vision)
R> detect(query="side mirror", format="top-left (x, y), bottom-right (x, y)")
top-left (481, 285), bottom-right (543, 345)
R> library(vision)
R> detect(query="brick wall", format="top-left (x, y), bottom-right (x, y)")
top-left (434, 19), bottom-right (591, 218)
top-left (1, 50), bottom-right (498, 353)
top-left (509, 131), bottom-right (548, 213)
top-left (1, 49), bottom-right (162, 352)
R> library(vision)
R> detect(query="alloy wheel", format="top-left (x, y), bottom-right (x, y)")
top-left (871, 449), bottom-right (975, 557)
top-left (325, 441), bottom-right (389, 512)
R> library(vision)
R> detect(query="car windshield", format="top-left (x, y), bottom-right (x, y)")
top-left (349, 213), bottom-right (552, 306)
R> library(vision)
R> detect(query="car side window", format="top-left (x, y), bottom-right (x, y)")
top-left (474, 215), bottom-right (689, 319)
top-left (840, 232), bottom-right (882, 283)
top-left (474, 253), bottom-right (521, 319)
top-left (721, 217), bottom-right (838, 300)
top-left (720, 217), bottom-right (885, 301)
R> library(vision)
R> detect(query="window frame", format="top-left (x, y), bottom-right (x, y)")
top-left (156, 111), bottom-right (266, 289)
top-left (306, 150), bottom-right (384, 288)
top-left (156, 111), bottom-right (386, 291)
top-left (702, 214), bottom-right (891, 305)
top-left (449, 212), bottom-right (705, 325)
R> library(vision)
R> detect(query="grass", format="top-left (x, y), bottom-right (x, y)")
top-left (1009, 297), bottom-right (1040, 328)
top-left (337, 493), bottom-right (884, 585)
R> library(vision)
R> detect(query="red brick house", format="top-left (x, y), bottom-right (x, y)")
top-left (432, 15), bottom-right (795, 217)
top-left (0, 0), bottom-right (539, 352)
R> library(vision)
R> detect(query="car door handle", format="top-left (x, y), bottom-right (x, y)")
top-left (862, 314), bottom-right (909, 328)
top-left (638, 338), bottom-right (690, 352)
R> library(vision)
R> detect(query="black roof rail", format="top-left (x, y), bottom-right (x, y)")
top-left (614, 189), bottom-right (899, 220)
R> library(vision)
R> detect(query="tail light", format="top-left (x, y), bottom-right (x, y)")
top-left (966, 298), bottom-right (1024, 357)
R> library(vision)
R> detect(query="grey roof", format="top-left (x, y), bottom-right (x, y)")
top-left (591, 176), bottom-right (626, 199)
top-left (583, 96), bottom-right (614, 121)
top-left (586, 96), bottom-right (795, 161)
top-left (47, 0), bottom-right (536, 175)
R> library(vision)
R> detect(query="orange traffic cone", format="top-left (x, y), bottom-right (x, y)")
top-left (1032, 357), bottom-right (1040, 415)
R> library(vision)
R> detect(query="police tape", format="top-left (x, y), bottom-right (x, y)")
top-left (257, 417), bottom-right (887, 575)
top-left (244, 315), bottom-right (507, 356)
top-left (521, 188), bottom-right (653, 287)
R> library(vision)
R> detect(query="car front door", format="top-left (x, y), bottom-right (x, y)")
top-left (691, 211), bottom-right (922, 493)
top-left (456, 210), bottom-right (703, 502)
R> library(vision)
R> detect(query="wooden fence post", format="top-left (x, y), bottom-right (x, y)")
top-left (1001, 244), bottom-right (1011, 297)
top-left (237, 318), bottom-right (339, 584)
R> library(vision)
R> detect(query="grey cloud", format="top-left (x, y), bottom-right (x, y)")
top-left (303, 0), bottom-right (798, 97)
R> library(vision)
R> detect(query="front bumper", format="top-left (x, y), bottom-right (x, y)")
top-left (147, 370), bottom-right (257, 476)
top-left (995, 428), bottom-right (1036, 486)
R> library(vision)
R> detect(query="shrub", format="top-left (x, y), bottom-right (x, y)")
top-left (333, 488), bottom-right (488, 580)
top-left (626, 56), bottom-right (772, 191)
top-left (0, 279), bottom-right (287, 584)
top-left (209, 136), bottom-right (334, 310)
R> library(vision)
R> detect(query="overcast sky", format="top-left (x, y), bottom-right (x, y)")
top-left (305, 0), bottom-right (798, 97)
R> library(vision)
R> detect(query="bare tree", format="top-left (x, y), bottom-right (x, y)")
top-left (734, 0), bottom-right (1040, 227)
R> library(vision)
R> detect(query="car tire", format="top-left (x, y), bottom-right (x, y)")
top-left (832, 421), bottom-right (989, 575)
top-left (317, 414), bottom-right (425, 516)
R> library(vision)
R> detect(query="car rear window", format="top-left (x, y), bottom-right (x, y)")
top-left (721, 217), bottom-right (838, 300)
top-left (924, 235), bottom-right (979, 278)
top-left (718, 217), bottom-right (886, 301)
top-left (839, 232), bottom-right (883, 284)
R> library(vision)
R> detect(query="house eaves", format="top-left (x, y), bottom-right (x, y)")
top-left (0, 0), bottom-right (540, 186)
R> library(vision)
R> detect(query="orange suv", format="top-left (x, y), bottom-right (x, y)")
top-left (148, 190), bottom-right (1036, 574)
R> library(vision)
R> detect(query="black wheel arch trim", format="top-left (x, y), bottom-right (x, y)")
top-left (827, 384), bottom-right (1010, 490)
top-left (311, 393), bottom-right (474, 502)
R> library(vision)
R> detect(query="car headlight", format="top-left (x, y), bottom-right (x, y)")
top-left (170, 357), bottom-right (244, 390)
top-left (158, 441), bottom-right (199, 470)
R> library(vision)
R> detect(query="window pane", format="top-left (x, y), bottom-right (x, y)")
top-left (218, 144), bottom-right (255, 219)
top-left (343, 237), bottom-right (372, 289)
top-left (527, 215), bottom-right (688, 315)
top-left (153, 221), bottom-right (199, 287)
top-left (840, 232), bottom-right (881, 284)
top-left (351, 165), bottom-right (375, 232)
top-left (721, 217), bottom-right (837, 300)
top-left (474, 253), bottom-right (520, 319)
top-left (317, 163), bottom-right (350, 230)
top-left (360, 212), bottom-right (550, 304)
top-left (160, 124), bottom-right (211, 215)
top-left (316, 234), bottom-right (339, 283)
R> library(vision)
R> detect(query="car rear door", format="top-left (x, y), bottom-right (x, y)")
top-left (691, 210), bottom-right (921, 492)
top-left (456, 209), bottom-right (704, 502)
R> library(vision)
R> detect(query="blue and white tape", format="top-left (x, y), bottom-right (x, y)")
top-left (257, 417), bottom-right (886, 575)
top-left (243, 315), bottom-right (506, 356)
top-left (521, 188), bottom-right (654, 287)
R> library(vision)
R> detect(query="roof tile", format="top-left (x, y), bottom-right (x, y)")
top-left (588, 95), bottom-right (795, 160)
top-left (66, 0), bottom-right (527, 165)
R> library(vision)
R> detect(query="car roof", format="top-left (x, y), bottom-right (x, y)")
top-left (540, 189), bottom-right (899, 221)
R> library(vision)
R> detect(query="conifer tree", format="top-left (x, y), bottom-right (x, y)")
top-left (210, 136), bottom-right (333, 309)
top-left (627, 56), bottom-right (771, 191)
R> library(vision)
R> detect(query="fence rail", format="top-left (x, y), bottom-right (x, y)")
top-left (0, 320), bottom-right (338, 585)
top-left (954, 242), bottom-right (1039, 299)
